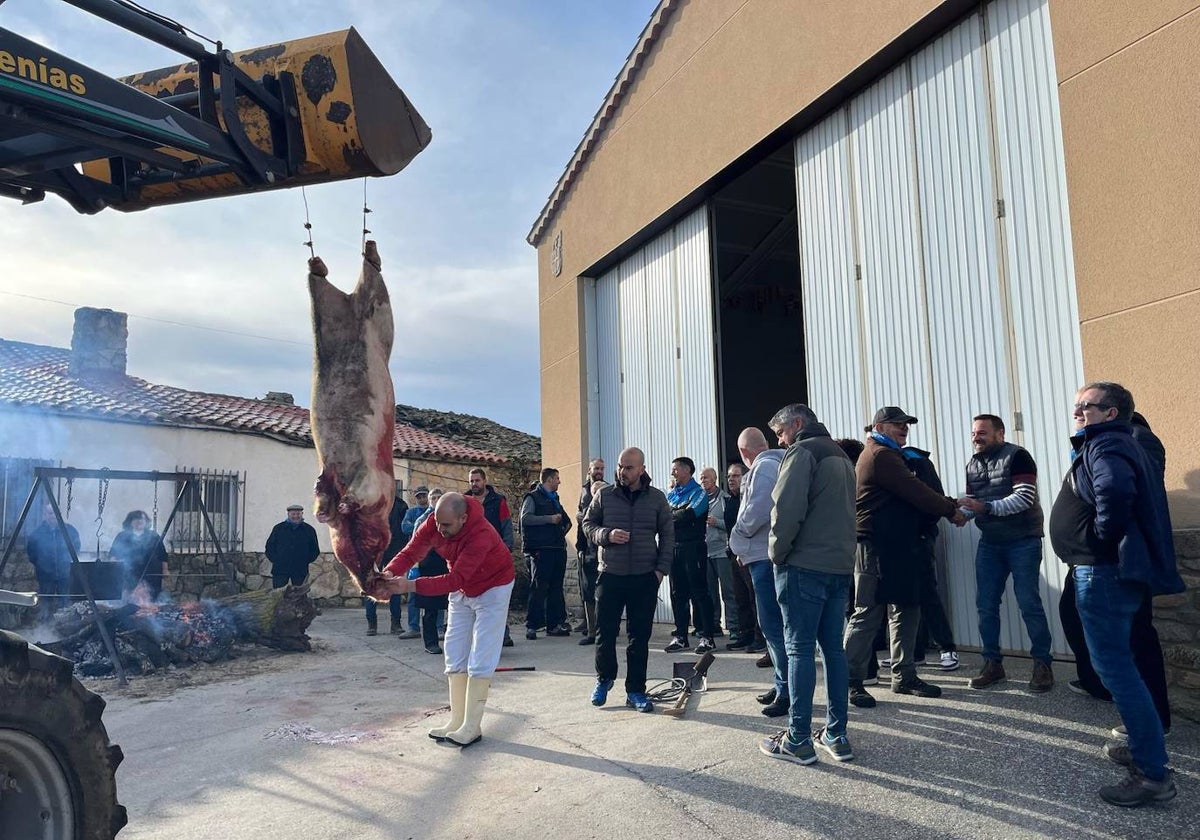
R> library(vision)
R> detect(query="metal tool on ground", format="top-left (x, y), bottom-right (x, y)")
top-left (494, 666), bottom-right (535, 672)
top-left (658, 652), bottom-right (716, 718)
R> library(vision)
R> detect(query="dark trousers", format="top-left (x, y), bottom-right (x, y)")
top-left (915, 539), bottom-right (956, 654)
top-left (730, 557), bottom-right (759, 640)
top-left (35, 572), bottom-right (70, 621)
top-left (364, 594), bottom-right (402, 622)
top-left (595, 570), bottom-right (659, 693)
top-left (421, 607), bottom-right (440, 648)
top-left (526, 546), bottom-right (568, 631)
top-left (577, 552), bottom-right (598, 605)
top-left (670, 541), bottom-right (714, 638)
top-left (272, 571), bottom-right (307, 588)
top-left (1061, 566), bottom-right (1171, 729)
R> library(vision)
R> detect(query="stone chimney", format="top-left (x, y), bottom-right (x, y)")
top-left (262, 392), bottom-right (295, 406)
top-left (69, 307), bottom-right (128, 378)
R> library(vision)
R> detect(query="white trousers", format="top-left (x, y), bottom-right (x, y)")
top-left (444, 581), bottom-right (514, 678)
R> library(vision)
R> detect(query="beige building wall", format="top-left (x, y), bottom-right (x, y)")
top-left (1050, 1), bottom-right (1200, 526)
top-left (536, 0), bottom-right (960, 515)
top-left (536, 0), bottom-right (1200, 526)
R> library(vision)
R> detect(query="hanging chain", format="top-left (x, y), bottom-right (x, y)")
top-left (65, 476), bottom-right (74, 519)
top-left (95, 469), bottom-right (110, 552)
top-left (361, 177), bottom-right (372, 254)
top-left (301, 186), bottom-right (315, 258)
top-left (152, 480), bottom-right (159, 531)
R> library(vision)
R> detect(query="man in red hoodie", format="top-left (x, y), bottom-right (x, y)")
top-left (375, 492), bottom-right (515, 747)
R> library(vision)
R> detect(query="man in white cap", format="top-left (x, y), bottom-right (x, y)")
top-left (266, 504), bottom-right (321, 588)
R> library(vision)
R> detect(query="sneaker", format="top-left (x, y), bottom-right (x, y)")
top-left (969, 660), bottom-right (1006, 689)
top-left (1028, 660), bottom-right (1054, 693)
top-left (396, 629), bottom-right (421, 640)
top-left (755, 653), bottom-right (773, 668)
top-left (1070, 680), bottom-right (1112, 701)
top-left (755, 688), bottom-right (777, 705)
top-left (815, 727), bottom-right (855, 762)
top-left (1103, 741), bottom-right (1133, 767)
top-left (695, 637), bottom-right (715, 654)
top-left (502, 631), bottom-right (514, 648)
top-left (626, 692), bottom-right (654, 713)
top-left (365, 625), bottom-right (378, 637)
top-left (1098, 768), bottom-right (1176, 807)
top-left (664, 636), bottom-right (689, 653)
top-left (849, 684), bottom-right (877, 709)
top-left (577, 635), bottom-right (596, 646)
top-left (547, 624), bottom-right (572, 637)
top-left (424, 644), bottom-right (442, 655)
top-left (1111, 724), bottom-right (1171, 740)
top-left (591, 678), bottom-right (614, 707)
top-left (525, 629), bottom-right (537, 641)
top-left (745, 640), bottom-right (767, 654)
top-left (892, 677), bottom-right (942, 698)
top-left (759, 730), bottom-right (817, 765)
top-left (939, 651), bottom-right (960, 672)
top-left (726, 637), bottom-right (751, 651)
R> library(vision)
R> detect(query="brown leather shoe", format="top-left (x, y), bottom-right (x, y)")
top-left (969, 660), bottom-right (1006, 689)
top-left (1028, 660), bottom-right (1054, 693)
top-left (756, 653), bottom-right (773, 668)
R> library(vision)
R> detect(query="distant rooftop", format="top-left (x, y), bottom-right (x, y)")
top-left (0, 338), bottom-right (532, 465)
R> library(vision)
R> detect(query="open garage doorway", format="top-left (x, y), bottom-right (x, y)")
top-left (712, 142), bottom-right (806, 461)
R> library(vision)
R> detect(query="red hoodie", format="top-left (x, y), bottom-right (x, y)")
top-left (384, 495), bottom-right (515, 597)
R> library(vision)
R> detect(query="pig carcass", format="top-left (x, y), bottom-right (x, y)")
top-left (307, 240), bottom-right (396, 591)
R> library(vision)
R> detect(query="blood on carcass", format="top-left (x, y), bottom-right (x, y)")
top-left (307, 240), bottom-right (396, 592)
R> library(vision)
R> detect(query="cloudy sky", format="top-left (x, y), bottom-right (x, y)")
top-left (0, 0), bottom-right (659, 434)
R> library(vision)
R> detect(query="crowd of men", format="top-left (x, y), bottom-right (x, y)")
top-left (573, 382), bottom-right (1182, 808)
top-left (352, 381), bottom-right (1181, 806)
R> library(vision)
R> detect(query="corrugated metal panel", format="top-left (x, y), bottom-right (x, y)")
top-left (643, 227), bottom-right (679, 488)
top-left (986, 0), bottom-right (1084, 655)
top-left (910, 12), bottom-right (1024, 653)
top-left (618, 251), bottom-right (652, 457)
top-left (595, 267), bottom-right (623, 475)
top-left (849, 66), bottom-right (937, 451)
top-left (795, 110), bottom-right (868, 437)
top-left (675, 206), bottom-right (720, 472)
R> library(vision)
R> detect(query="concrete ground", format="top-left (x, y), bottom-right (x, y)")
top-left (99, 608), bottom-right (1198, 840)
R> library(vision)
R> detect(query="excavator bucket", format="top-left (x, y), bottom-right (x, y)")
top-left (80, 28), bottom-right (431, 210)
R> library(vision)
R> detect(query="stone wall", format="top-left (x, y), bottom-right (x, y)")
top-left (1157, 530), bottom-right (1200, 722)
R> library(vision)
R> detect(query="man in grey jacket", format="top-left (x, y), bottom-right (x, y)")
top-left (760, 404), bottom-right (857, 767)
top-left (700, 466), bottom-right (738, 641)
top-left (729, 428), bottom-right (788, 719)
top-left (582, 446), bottom-right (673, 713)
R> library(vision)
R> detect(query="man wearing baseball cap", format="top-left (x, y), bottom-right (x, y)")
top-left (844, 406), bottom-right (965, 708)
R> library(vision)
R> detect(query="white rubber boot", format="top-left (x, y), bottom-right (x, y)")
top-left (428, 673), bottom-right (468, 741)
top-left (446, 676), bottom-right (490, 747)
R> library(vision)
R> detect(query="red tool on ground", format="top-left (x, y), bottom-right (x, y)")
top-left (662, 652), bottom-right (715, 718)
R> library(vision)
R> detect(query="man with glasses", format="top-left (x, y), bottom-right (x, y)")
top-left (956, 414), bottom-right (1054, 693)
top-left (844, 407), bottom-right (964, 708)
top-left (1048, 382), bottom-right (1183, 807)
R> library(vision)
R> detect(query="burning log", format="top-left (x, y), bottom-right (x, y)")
top-left (43, 584), bottom-right (317, 677)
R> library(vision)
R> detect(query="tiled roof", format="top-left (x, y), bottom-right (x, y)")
top-left (0, 338), bottom-right (506, 464)
top-left (527, 0), bottom-right (677, 246)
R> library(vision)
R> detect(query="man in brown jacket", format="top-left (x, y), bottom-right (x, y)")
top-left (844, 406), bottom-right (965, 708)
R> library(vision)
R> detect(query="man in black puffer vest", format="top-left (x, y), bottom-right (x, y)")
top-left (956, 414), bottom-right (1053, 694)
top-left (520, 468), bottom-right (572, 640)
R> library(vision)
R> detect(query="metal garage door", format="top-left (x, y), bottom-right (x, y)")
top-left (795, 0), bottom-right (1082, 655)
top-left (589, 206), bottom-right (720, 622)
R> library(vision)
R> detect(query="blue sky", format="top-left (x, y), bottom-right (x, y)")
top-left (0, 0), bottom-right (659, 434)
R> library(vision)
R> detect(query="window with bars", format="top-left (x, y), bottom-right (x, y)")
top-left (168, 467), bottom-right (245, 553)
top-left (0, 456), bottom-right (55, 542)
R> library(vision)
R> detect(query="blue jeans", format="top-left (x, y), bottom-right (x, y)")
top-left (364, 594), bottom-right (402, 622)
top-left (1074, 564), bottom-right (1168, 781)
top-left (776, 567), bottom-right (850, 740)
top-left (975, 537), bottom-right (1051, 663)
top-left (748, 560), bottom-right (787, 699)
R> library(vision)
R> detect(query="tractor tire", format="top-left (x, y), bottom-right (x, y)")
top-left (0, 629), bottom-right (127, 839)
